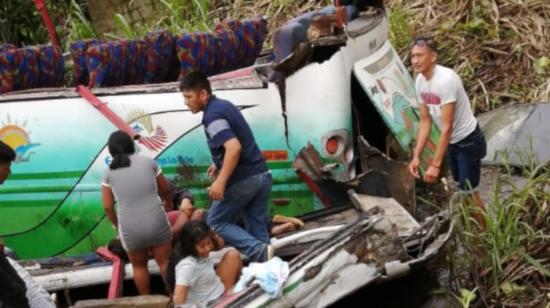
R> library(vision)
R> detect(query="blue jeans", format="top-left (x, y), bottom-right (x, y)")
top-left (207, 172), bottom-right (272, 262)
top-left (446, 124), bottom-right (487, 191)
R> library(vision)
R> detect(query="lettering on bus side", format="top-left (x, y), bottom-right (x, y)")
top-left (262, 150), bottom-right (288, 161)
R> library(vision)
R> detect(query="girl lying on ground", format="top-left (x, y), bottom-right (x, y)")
top-left (167, 220), bottom-right (242, 307)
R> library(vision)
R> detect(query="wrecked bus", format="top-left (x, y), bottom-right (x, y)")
top-left (0, 1), bottom-right (439, 260)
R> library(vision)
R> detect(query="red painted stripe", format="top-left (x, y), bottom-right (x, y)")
top-left (143, 137), bottom-right (162, 150)
top-left (140, 138), bottom-right (158, 151)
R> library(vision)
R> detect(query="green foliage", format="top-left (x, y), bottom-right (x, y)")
top-left (387, 0), bottom-right (550, 111)
top-left (113, 13), bottom-right (139, 39)
top-left (534, 56), bottom-right (550, 77)
top-left (0, 0), bottom-right (48, 45)
top-left (454, 288), bottom-right (478, 308)
top-left (388, 8), bottom-right (414, 54)
top-left (157, 0), bottom-right (214, 32)
top-left (104, 0), bottom-right (215, 40)
top-left (0, 0), bottom-right (91, 47)
top-left (450, 147), bottom-right (550, 305)
top-left (462, 17), bottom-right (487, 35)
top-left (63, 0), bottom-right (97, 49)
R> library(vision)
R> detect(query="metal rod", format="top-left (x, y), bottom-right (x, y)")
top-left (76, 85), bottom-right (138, 139)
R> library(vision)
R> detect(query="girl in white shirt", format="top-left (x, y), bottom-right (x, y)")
top-left (168, 221), bottom-right (242, 307)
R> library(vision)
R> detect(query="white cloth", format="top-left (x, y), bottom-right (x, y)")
top-left (175, 256), bottom-right (224, 307)
top-left (234, 257), bottom-right (289, 298)
top-left (7, 257), bottom-right (55, 308)
top-left (415, 64), bottom-right (477, 144)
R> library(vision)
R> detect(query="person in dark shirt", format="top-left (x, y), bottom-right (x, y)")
top-left (180, 71), bottom-right (273, 262)
top-left (0, 141), bottom-right (30, 308)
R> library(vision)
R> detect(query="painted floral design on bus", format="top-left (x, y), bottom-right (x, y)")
top-left (126, 109), bottom-right (167, 151)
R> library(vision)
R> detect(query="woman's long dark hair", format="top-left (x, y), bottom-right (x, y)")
top-left (107, 131), bottom-right (135, 170)
top-left (166, 220), bottom-right (214, 291)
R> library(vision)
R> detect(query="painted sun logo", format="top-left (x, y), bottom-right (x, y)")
top-left (127, 109), bottom-right (167, 151)
top-left (0, 115), bottom-right (40, 162)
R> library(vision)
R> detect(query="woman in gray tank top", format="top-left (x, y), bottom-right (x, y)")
top-left (101, 131), bottom-right (173, 295)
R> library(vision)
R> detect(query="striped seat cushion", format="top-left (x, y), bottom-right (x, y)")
top-left (0, 49), bottom-right (16, 93)
top-left (87, 41), bottom-right (127, 87)
top-left (124, 39), bottom-right (147, 85)
top-left (145, 31), bottom-right (178, 83)
top-left (13, 47), bottom-right (40, 90)
top-left (216, 20), bottom-right (244, 71)
top-left (71, 39), bottom-right (100, 86)
top-left (214, 27), bottom-right (240, 73)
top-left (0, 44), bottom-right (65, 93)
top-left (216, 17), bottom-right (267, 70)
top-left (175, 32), bottom-right (217, 79)
top-left (37, 45), bottom-right (64, 87)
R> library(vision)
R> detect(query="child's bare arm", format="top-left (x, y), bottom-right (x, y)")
top-left (212, 232), bottom-right (225, 251)
top-left (173, 285), bottom-right (190, 305)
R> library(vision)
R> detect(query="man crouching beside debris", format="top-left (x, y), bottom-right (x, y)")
top-left (180, 71), bottom-right (273, 262)
top-left (408, 37), bottom-right (487, 229)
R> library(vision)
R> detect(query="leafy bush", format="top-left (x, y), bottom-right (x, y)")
top-left (0, 0), bottom-right (89, 47)
top-left (450, 152), bottom-right (550, 306)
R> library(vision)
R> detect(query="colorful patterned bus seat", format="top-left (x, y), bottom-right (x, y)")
top-left (87, 41), bottom-right (127, 87)
top-left (0, 49), bottom-right (16, 93)
top-left (124, 39), bottom-right (147, 85)
top-left (13, 47), bottom-right (40, 90)
top-left (71, 39), bottom-right (99, 86)
top-left (216, 20), bottom-right (246, 70)
top-left (216, 17), bottom-right (267, 70)
top-left (175, 32), bottom-right (217, 79)
top-left (214, 26), bottom-right (240, 72)
top-left (145, 31), bottom-right (178, 83)
top-left (37, 45), bottom-right (64, 87)
top-left (0, 44), bottom-right (64, 93)
top-left (241, 19), bottom-right (264, 66)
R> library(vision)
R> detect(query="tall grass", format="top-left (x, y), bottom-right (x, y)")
top-left (63, 0), bottom-right (97, 49)
top-left (156, 0), bottom-right (214, 32)
top-left (386, 0), bottom-right (550, 112)
top-left (450, 151), bottom-right (550, 307)
top-left (104, 0), bottom-right (215, 40)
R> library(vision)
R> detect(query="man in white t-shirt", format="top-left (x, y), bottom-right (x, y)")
top-left (408, 37), bottom-right (487, 227)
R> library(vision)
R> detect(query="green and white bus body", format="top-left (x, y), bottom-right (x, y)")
top-left (0, 6), bottom-right (438, 259)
